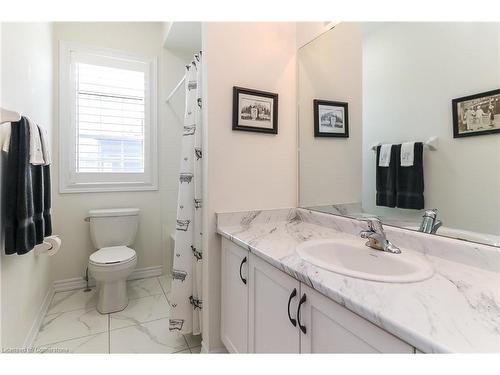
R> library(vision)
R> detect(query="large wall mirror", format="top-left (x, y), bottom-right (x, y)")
top-left (298, 22), bottom-right (500, 247)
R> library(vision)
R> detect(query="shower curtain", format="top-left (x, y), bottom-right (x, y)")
top-left (169, 53), bottom-right (203, 336)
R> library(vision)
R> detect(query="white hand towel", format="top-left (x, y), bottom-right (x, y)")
top-left (400, 142), bottom-right (415, 167)
top-left (27, 117), bottom-right (45, 165)
top-left (378, 144), bottom-right (392, 167)
top-left (0, 124), bottom-right (11, 152)
top-left (38, 124), bottom-right (51, 165)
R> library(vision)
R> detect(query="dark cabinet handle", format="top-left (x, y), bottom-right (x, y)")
top-left (297, 293), bottom-right (307, 334)
top-left (287, 288), bottom-right (297, 327)
top-left (239, 257), bottom-right (247, 284)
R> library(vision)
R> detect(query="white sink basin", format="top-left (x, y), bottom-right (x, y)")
top-left (296, 238), bottom-right (434, 283)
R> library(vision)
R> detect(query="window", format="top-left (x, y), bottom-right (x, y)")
top-left (59, 42), bottom-right (157, 192)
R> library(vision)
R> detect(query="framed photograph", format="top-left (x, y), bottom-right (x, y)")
top-left (232, 86), bottom-right (278, 134)
top-left (313, 99), bottom-right (349, 138)
top-left (452, 88), bottom-right (500, 138)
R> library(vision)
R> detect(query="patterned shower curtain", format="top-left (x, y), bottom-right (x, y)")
top-left (169, 53), bottom-right (203, 336)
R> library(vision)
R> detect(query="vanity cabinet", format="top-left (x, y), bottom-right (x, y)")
top-left (299, 284), bottom-right (413, 353)
top-left (221, 239), bottom-right (249, 353)
top-left (248, 253), bottom-right (301, 353)
top-left (220, 238), bottom-right (416, 353)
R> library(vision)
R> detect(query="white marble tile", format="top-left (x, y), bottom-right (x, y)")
top-left (158, 275), bottom-right (171, 294)
top-left (47, 289), bottom-right (97, 315)
top-left (109, 318), bottom-right (188, 353)
top-left (158, 275), bottom-right (172, 304)
top-left (216, 208), bottom-right (295, 228)
top-left (34, 308), bottom-right (108, 346)
top-left (109, 294), bottom-right (170, 330)
top-left (189, 345), bottom-right (201, 353)
top-left (36, 333), bottom-right (108, 354)
top-left (175, 349), bottom-right (192, 354)
top-left (184, 333), bottom-right (202, 348)
top-left (127, 277), bottom-right (163, 299)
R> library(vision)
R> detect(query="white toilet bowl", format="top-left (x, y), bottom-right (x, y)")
top-left (89, 246), bottom-right (137, 314)
top-left (86, 207), bottom-right (140, 314)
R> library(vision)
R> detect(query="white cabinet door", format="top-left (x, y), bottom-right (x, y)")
top-left (221, 238), bottom-right (249, 353)
top-left (248, 254), bottom-right (301, 353)
top-left (300, 284), bottom-right (413, 353)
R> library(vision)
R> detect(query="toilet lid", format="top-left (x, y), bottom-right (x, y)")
top-left (89, 246), bottom-right (136, 265)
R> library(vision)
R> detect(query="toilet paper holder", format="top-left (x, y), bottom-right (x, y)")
top-left (34, 235), bottom-right (61, 256)
top-left (44, 237), bottom-right (58, 250)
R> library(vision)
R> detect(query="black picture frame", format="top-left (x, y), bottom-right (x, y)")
top-left (232, 86), bottom-right (278, 134)
top-left (452, 88), bottom-right (500, 138)
top-left (313, 99), bottom-right (349, 138)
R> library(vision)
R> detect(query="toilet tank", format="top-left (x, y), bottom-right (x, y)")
top-left (88, 208), bottom-right (140, 249)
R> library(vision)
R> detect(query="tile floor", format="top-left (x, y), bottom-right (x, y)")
top-left (33, 276), bottom-right (202, 354)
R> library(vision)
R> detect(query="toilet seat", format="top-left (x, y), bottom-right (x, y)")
top-left (89, 246), bottom-right (136, 266)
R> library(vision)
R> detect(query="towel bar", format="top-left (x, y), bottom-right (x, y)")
top-left (371, 136), bottom-right (438, 151)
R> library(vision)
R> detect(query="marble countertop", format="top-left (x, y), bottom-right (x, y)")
top-left (216, 208), bottom-right (500, 353)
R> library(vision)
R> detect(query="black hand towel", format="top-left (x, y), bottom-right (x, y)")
top-left (396, 142), bottom-right (424, 209)
top-left (33, 126), bottom-right (52, 241)
top-left (376, 144), bottom-right (399, 208)
top-left (42, 163), bottom-right (52, 236)
top-left (31, 162), bottom-right (45, 244)
top-left (4, 117), bottom-right (36, 254)
top-left (4, 118), bottom-right (51, 255)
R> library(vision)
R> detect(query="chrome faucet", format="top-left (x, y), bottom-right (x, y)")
top-left (419, 209), bottom-right (442, 234)
top-left (359, 217), bottom-right (401, 254)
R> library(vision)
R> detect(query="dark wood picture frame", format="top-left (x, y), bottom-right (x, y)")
top-left (452, 88), bottom-right (500, 138)
top-left (232, 86), bottom-right (278, 134)
top-left (313, 99), bottom-right (349, 138)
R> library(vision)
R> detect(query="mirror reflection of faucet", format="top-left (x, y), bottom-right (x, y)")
top-left (359, 217), bottom-right (401, 254)
top-left (419, 209), bottom-right (442, 234)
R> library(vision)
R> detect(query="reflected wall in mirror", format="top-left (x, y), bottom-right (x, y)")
top-left (298, 22), bottom-right (500, 247)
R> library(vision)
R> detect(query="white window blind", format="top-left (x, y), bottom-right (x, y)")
top-left (59, 42), bottom-right (158, 193)
top-left (76, 62), bottom-right (145, 173)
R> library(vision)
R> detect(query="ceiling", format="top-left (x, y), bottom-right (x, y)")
top-left (163, 22), bottom-right (202, 55)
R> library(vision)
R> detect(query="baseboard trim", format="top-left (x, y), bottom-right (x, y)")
top-left (128, 266), bottom-right (163, 281)
top-left (53, 265), bottom-right (163, 292)
top-left (201, 340), bottom-right (227, 354)
top-left (53, 277), bottom-right (94, 292)
top-left (23, 285), bottom-right (55, 348)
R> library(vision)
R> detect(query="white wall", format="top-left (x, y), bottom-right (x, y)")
top-left (1, 22), bottom-right (54, 348)
top-left (51, 23), bottom-right (172, 281)
top-left (202, 22), bottom-right (297, 351)
top-left (298, 23), bottom-right (363, 207)
top-left (362, 23), bottom-right (500, 234)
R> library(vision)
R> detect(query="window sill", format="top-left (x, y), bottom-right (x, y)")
top-left (59, 182), bottom-right (158, 194)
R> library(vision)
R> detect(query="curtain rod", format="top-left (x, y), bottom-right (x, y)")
top-left (165, 74), bottom-right (186, 103)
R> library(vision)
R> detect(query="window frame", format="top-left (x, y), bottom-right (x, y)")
top-left (59, 41), bottom-right (158, 193)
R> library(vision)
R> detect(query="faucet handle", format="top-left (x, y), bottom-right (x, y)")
top-left (422, 208), bottom-right (438, 219)
top-left (433, 219), bottom-right (442, 232)
top-left (359, 217), bottom-right (383, 232)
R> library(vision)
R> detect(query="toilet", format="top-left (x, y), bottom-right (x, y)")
top-left (87, 208), bottom-right (139, 314)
